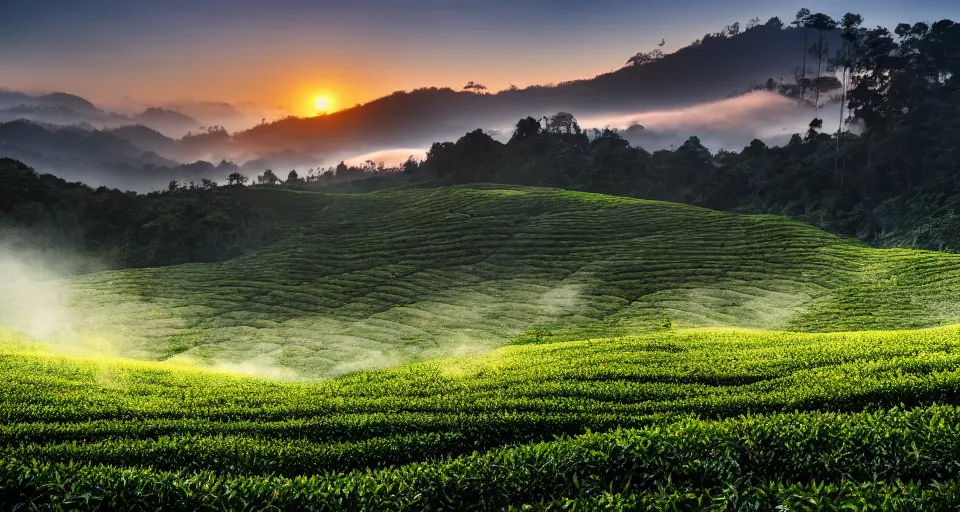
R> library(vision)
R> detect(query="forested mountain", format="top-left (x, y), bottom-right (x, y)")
top-left (3, 11), bottom-right (957, 261)
top-left (409, 16), bottom-right (960, 250)
top-left (233, 19), bottom-right (836, 155)
top-left (0, 15), bottom-right (840, 184)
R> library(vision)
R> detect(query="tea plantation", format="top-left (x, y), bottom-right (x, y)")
top-left (6, 186), bottom-right (960, 510)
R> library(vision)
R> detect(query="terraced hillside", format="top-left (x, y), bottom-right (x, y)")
top-left (6, 325), bottom-right (960, 509)
top-left (9, 185), bottom-right (960, 509)
top-left (48, 185), bottom-right (960, 378)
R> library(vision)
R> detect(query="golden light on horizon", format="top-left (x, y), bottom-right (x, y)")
top-left (315, 96), bottom-right (330, 112)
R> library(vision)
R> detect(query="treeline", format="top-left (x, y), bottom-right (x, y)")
top-left (414, 14), bottom-right (960, 250)
top-left (0, 159), bottom-right (277, 269)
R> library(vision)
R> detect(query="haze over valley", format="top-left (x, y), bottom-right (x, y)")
top-left (1, 16), bottom-right (850, 190)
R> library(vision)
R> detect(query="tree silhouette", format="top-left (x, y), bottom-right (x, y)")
top-left (805, 13), bottom-right (838, 108)
top-left (257, 169), bottom-right (281, 185)
top-left (833, 12), bottom-right (865, 184)
top-left (547, 112), bottom-right (581, 135)
top-left (793, 8), bottom-right (812, 104)
top-left (226, 173), bottom-right (248, 186)
top-left (626, 49), bottom-right (664, 67)
top-left (462, 81), bottom-right (488, 94)
top-left (511, 116), bottom-right (542, 142)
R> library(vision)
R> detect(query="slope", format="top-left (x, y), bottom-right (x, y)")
top-left (44, 185), bottom-right (960, 379)
top-left (233, 23), bottom-right (834, 157)
top-left (5, 324), bottom-right (960, 509)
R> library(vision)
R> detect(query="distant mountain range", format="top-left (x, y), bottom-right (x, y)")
top-left (0, 95), bottom-right (203, 138)
top-left (0, 21), bottom-right (842, 189)
top-left (233, 23), bottom-right (838, 156)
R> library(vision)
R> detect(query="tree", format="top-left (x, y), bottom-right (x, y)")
top-left (626, 49), bottom-right (664, 67)
top-left (547, 112), bottom-right (581, 135)
top-left (425, 129), bottom-right (503, 182)
top-left (766, 16), bottom-right (784, 29)
top-left (510, 116), bottom-right (542, 142)
top-left (793, 8), bottom-right (812, 104)
top-left (402, 156), bottom-right (420, 174)
top-left (226, 173), bottom-right (248, 186)
top-left (286, 170), bottom-right (304, 185)
top-left (462, 81), bottom-right (488, 94)
top-left (846, 26), bottom-right (898, 129)
top-left (257, 169), bottom-right (281, 185)
top-left (832, 13), bottom-right (865, 182)
top-left (805, 13), bottom-right (838, 108)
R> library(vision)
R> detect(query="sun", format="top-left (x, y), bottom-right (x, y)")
top-left (314, 96), bottom-right (330, 112)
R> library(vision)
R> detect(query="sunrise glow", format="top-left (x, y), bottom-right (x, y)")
top-left (315, 96), bottom-right (330, 113)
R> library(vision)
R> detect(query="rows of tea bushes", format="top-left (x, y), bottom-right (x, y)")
top-left (60, 185), bottom-right (960, 379)
top-left (5, 326), bottom-right (960, 479)
top-left (6, 406), bottom-right (960, 510)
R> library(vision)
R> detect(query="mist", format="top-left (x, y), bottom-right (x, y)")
top-left (0, 242), bottom-right (112, 357)
top-left (342, 148), bottom-right (428, 168)
top-left (0, 21), bottom-right (845, 191)
top-left (580, 91), bottom-right (842, 152)
top-left (0, 242), bottom-right (305, 379)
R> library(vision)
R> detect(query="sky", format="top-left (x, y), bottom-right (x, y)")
top-left (2, 0), bottom-right (959, 116)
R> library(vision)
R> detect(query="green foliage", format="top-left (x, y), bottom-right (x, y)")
top-left (3, 12), bottom-right (960, 509)
top-left (0, 158), bottom-right (277, 268)
top-left (409, 17), bottom-right (960, 252)
top-left (7, 326), bottom-right (960, 508)
top-left (40, 184), bottom-right (960, 377)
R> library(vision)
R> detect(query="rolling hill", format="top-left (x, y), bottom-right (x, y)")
top-left (7, 185), bottom-right (960, 509)
top-left (35, 185), bottom-right (960, 379)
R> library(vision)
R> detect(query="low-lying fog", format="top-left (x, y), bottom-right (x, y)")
top-left (3, 89), bottom-right (845, 192)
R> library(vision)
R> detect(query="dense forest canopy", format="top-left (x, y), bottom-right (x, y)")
top-left (0, 159), bottom-right (276, 269)
top-left (413, 13), bottom-right (960, 250)
top-left (2, 10), bottom-right (960, 269)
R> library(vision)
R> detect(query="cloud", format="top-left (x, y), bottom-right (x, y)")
top-left (342, 147), bottom-right (427, 167)
top-left (580, 91), bottom-right (838, 151)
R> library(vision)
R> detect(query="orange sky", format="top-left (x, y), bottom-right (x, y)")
top-left (4, 0), bottom-right (956, 117)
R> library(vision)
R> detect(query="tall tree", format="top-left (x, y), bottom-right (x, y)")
top-left (805, 13), bottom-right (838, 108)
top-left (833, 13), bottom-right (865, 185)
top-left (792, 8), bottom-right (812, 104)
